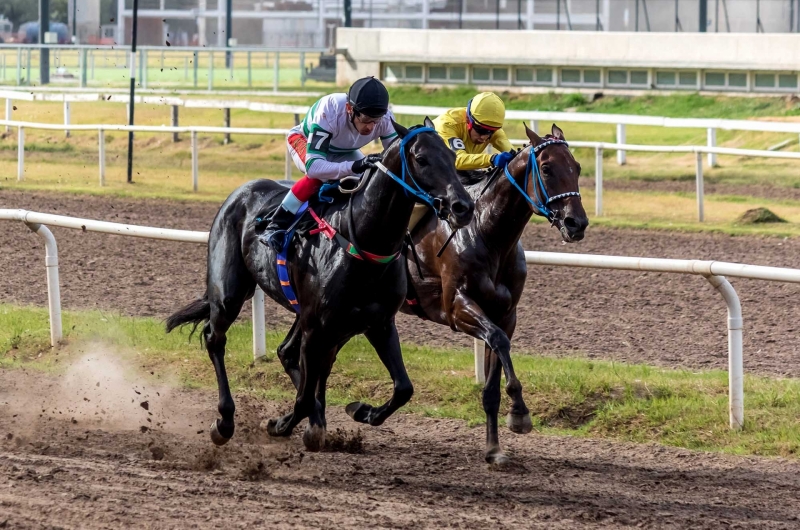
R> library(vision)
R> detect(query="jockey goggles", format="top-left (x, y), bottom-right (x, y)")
top-left (466, 100), bottom-right (500, 137)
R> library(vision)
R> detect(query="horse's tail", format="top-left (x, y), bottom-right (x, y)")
top-left (165, 294), bottom-right (210, 336)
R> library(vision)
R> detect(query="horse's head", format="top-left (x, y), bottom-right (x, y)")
top-left (383, 117), bottom-right (474, 229)
top-left (510, 123), bottom-right (589, 242)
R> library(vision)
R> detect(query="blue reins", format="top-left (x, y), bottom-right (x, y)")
top-left (502, 139), bottom-right (581, 221)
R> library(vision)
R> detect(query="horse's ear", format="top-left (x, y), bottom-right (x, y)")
top-left (423, 116), bottom-right (435, 129)
top-left (551, 123), bottom-right (565, 140)
top-left (392, 119), bottom-right (408, 139)
top-left (524, 123), bottom-right (544, 145)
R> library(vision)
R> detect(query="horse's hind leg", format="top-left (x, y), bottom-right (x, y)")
top-left (205, 228), bottom-right (256, 445)
top-left (346, 320), bottom-right (413, 427)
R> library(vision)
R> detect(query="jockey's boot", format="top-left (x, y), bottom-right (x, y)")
top-left (261, 206), bottom-right (296, 252)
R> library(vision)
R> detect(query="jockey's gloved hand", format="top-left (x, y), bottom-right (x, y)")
top-left (490, 151), bottom-right (515, 168)
top-left (351, 153), bottom-right (383, 174)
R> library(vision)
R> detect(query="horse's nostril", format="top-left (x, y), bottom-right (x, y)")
top-left (564, 217), bottom-right (582, 233)
top-left (451, 201), bottom-right (469, 216)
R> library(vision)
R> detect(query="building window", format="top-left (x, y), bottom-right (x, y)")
top-left (656, 71), bottom-right (676, 87)
top-left (608, 70), bottom-right (628, 85)
top-left (583, 69), bottom-right (601, 84)
top-left (630, 70), bottom-right (648, 86)
top-left (516, 68), bottom-right (534, 83)
top-left (728, 73), bottom-right (747, 88)
top-left (450, 66), bottom-right (467, 82)
top-left (428, 66), bottom-right (447, 81)
top-left (473, 67), bottom-right (491, 82)
top-left (405, 65), bottom-right (423, 81)
top-left (536, 68), bottom-right (553, 83)
top-left (561, 69), bottom-right (581, 84)
top-left (679, 71), bottom-right (697, 87)
top-left (384, 64), bottom-right (402, 82)
top-left (755, 73), bottom-right (775, 88)
top-left (779, 74), bottom-right (798, 89)
top-left (705, 72), bottom-right (725, 87)
top-left (492, 67), bottom-right (509, 83)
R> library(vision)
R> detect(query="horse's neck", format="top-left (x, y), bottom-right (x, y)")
top-left (474, 158), bottom-right (535, 256)
top-left (347, 150), bottom-right (415, 256)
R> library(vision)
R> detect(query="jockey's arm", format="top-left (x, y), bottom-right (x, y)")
top-left (490, 129), bottom-right (514, 153)
top-left (437, 122), bottom-right (493, 171)
top-left (305, 156), bottom-right (356, 181)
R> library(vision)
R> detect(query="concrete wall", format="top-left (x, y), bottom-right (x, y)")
top-left (336, 27), bottom-right (800, 85)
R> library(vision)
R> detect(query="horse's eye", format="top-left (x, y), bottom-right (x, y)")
top-left (540, 164), bottom-right (550, 175)
top-left (415, 157), bottom-right (428, 167)
top-left (576, 163), bottom-right (582, 175)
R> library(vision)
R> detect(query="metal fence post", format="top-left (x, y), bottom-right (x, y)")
top-left (529, 119), bottom-right (539, 134)
top-left (696, 151), bottom-right (704, 222)
top-left (300, 51), bottom-right (305, 87)
top-left (223, 108), bottom-right (231, 145)
top-left (25, 222), bottom-right (62, 347)
top-left (16, 48), bottom-right (21, 85)
top-left (17, 126), bottom-right (24, 181)
top-left (79, 48), bottom-right (87, 87)
top-left (171, 105), bottom-right (179, 142)
top-left (191, 130), bottom-right (199, 191)
top-left (208, 51), bottom-right (214, 90)
top-left (247, 51), bottom-right (252, 87)
top-left (98, 129), bottom-right (105, 186)
top-left (616, 123), bottom-right (626, 165)
top-left (273, 51), bottom-right (280, 91)
top-left (474, 339), bottom-right (485, 384)
top-left (63, 101), bottom-right (71, 138)
top-left (91, 50), bottom-right (95, 80)
top-left (184, 56), bottom-right (188, 81)
top-left (5, 98), bottom-right (11, 133)
top-left (252, 287), bottom-right (267, 360)
top-left (193, 51), bottom-right (198, 87)
top-left (595, 146), bottom-right (603, 216)
top-left (707, 127), bottom-right (717, 167)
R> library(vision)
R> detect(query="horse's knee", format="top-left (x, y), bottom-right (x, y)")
top-left (487, 329), bottom-right (510, 355)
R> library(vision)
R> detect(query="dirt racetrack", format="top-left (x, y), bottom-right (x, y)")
top-left (2, 188), bottom-right (800, 376)
top-left (3, 362), bottom-right (800, 529)
top-left (3, 189), bottom-right (800, 528)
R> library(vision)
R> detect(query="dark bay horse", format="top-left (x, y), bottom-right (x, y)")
top-left (166, 118), bottom-right (474, 451)
top-left (400, 124), bottom-right (589, 464)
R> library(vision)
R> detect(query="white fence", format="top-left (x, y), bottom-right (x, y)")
top-left (5, 117), bottom-right (800, 222)
top-left (0, 208), bottom-right (267, 360)
top-left (5, 208), bottom-right (800, 430)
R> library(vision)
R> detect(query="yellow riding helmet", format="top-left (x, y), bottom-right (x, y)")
top-left (467, 92), bottom-right (506, 130)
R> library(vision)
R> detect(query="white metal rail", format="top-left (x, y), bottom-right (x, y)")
top-left (503, 250), bottom-right (800, 431)
top-left (0, 209), bottom-right (267, 360)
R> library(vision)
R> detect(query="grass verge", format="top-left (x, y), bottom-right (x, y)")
top-left (3, 303), bottom-right (800, 458)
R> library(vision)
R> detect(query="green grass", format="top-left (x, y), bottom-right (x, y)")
top-left (5, 303), bottom-right (800, 458)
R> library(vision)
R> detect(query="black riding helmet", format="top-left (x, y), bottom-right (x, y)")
top-left (347, 76), bottom-right (390, 118)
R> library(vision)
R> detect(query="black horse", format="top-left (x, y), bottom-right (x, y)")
top-left (166, 118), bottom-right (474, 451)
top-left (401, 124), bottom-right (589, 464)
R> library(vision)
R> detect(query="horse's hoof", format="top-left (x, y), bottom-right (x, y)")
top-left (485, 447), bottom-right (510, 466)
top-left (264, 417), bottom-right (292, 438)
top-left (345, 402), bottom-right (369, 423)
top-left (209, 419), bottom-right (231, 446)
top-left (303, 424), bottom-right (326, 452)
top-left (507, 412), bottom-right (533, 434)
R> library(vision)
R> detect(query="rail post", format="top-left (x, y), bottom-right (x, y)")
top-left (171, 105), bottom-right (179, 142)
top-left (595, 146), bottom-right (603, 216)
top-left (25, 222), bottom-right (62, 347)
top-left (706, 275), bottom-right (744, 430)
top-left (300, 51), bottom-right (305, 87)
top-left (98, 129), bottom-right (106, 186)
top-left (17, 126), bottom-right (24, 181)
top-left (273, 51), bottom-right (280, 91)
top-left (474, 339), bottom-right (485, 384)
top-left (529, 119), bottom-right (539, 134)
top-left (696, 151), bottom-right (705, 222)
top-left (223, 108), bottom-right (231, 145)
top-left (5, 97), bottom-right (11, 132)
top-left (247, 51), bottom-right (252, 87)
top-left (616, 123), bottom-right (626, 165)
top-left (208, 51), bottom-right (214, 91)
top-left (64, 100), bottom-right (71, 138)
top-left (252, 287), bottom-right (267, 360)
top-left (707, 127), bottom-right (717, 167)
top-left (191, 130), bottom-right (199, 192)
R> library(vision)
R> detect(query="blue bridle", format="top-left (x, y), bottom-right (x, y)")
top-left (502, 139), bottom-right (581, 221)
top-left (374, 126), bottom-right (444, 216)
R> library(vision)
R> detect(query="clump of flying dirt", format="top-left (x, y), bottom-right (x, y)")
top-left (193, 447), bottom-right (223, 471)
top-left (239, 459), bottom-right (273, 481)
top-left (323, 428), bottom-right (364, 454)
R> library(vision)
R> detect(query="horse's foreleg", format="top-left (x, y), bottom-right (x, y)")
top-left (277, 316), bottom-right (302, 390)
top-left (496, 312), bottom-right (532, 435)
top-left (450, 293), bottom-right (528, 464)
top-left (346, 320), bottom-right (413, 427)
